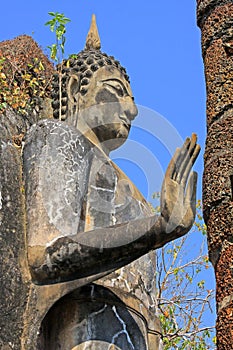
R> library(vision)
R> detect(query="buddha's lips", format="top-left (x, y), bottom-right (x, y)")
top-left (119, 115), bottom-right (130, 128)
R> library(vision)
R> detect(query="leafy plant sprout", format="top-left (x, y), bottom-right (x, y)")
top-left (45, 12), bottom-right (70, 63)
top-left (45, 12), bottom-right (71, 120)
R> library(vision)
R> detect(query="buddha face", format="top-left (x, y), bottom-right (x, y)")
top-left (68, 65), bottom-right (138, 153)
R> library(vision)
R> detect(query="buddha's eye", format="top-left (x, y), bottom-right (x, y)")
top-left (103, 79), bottom-right (128, 98)
top-left (113, 83), bottom-right (124, 97)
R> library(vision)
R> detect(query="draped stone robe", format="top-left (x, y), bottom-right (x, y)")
top-left (23, 119), bottom-right (161, 350)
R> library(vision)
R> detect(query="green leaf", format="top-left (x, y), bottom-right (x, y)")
top-left (197, 280), bottom-right (205, 289)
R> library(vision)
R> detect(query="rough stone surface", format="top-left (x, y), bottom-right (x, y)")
top-left (216, 300), bottom-right (233, 350)
top-left (204, 39), bottom-right (233, 126)
top-left (205, 202), bottom-right (233, 265)
top-left (199, 3), bottom-right (233, 54)
top-left (197, 0), bottom-right (233, 27)
top-left (198, 0), bottom-right (233, 347)
top-left (199, 3), bottom-right (233, 127)
top-left (0, 109), bottom-right (30, 349)
top-left (215, 242), bottom-right (233, 304)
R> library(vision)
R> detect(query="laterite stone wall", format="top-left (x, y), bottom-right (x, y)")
top-left (197, 1), bottom-right (233, 348)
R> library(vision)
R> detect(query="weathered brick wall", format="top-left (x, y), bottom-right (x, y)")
top-left (197, 1), bottom-right (233, 348)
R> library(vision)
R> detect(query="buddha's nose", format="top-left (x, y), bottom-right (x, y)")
top-left (125, 99), bottom-right (138, 121)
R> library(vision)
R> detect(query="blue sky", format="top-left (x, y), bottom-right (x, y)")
top-left (1, 0), bottom-right (215, 331)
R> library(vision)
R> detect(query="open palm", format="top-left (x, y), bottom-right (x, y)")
top-left (160, 134), bottom-right (200, 235)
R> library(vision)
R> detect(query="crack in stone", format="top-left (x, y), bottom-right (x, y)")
top-left (111, 305), bottom-right (135, 349)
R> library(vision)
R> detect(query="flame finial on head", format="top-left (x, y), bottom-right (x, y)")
top-left (85, 14), bottom-right (101, 50)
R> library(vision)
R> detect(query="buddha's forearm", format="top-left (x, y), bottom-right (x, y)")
top-left (28, 214), bottom-right (185, 285)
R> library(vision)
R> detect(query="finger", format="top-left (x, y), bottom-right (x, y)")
top-left (184, 171), bottom-right (198, 216)
top-left (176, 133), bottom-right (199, 184)
top-left (176, 134), bottom-right (196, 182)
top-left (181, 142), bottom-right (200, 188)
top-left (173, 137), bottom-right (191, 182)
top-left (165, 147), bottom-right (180, 180)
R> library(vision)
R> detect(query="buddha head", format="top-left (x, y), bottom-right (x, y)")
top-left (52, 15), bottom-right (138, 153)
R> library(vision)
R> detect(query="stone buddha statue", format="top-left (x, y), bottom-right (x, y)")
top-left (22, 15), bottom-right (200, 350)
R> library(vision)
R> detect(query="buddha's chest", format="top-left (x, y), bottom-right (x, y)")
top-left (84, 155), bottom-right (152, 231)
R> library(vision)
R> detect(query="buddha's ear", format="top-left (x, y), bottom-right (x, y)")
top-left (67, 74), bottom-right (80, 104)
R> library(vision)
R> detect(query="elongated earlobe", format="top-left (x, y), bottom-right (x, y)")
top-left (67, 75), bottom-right (80, 104)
